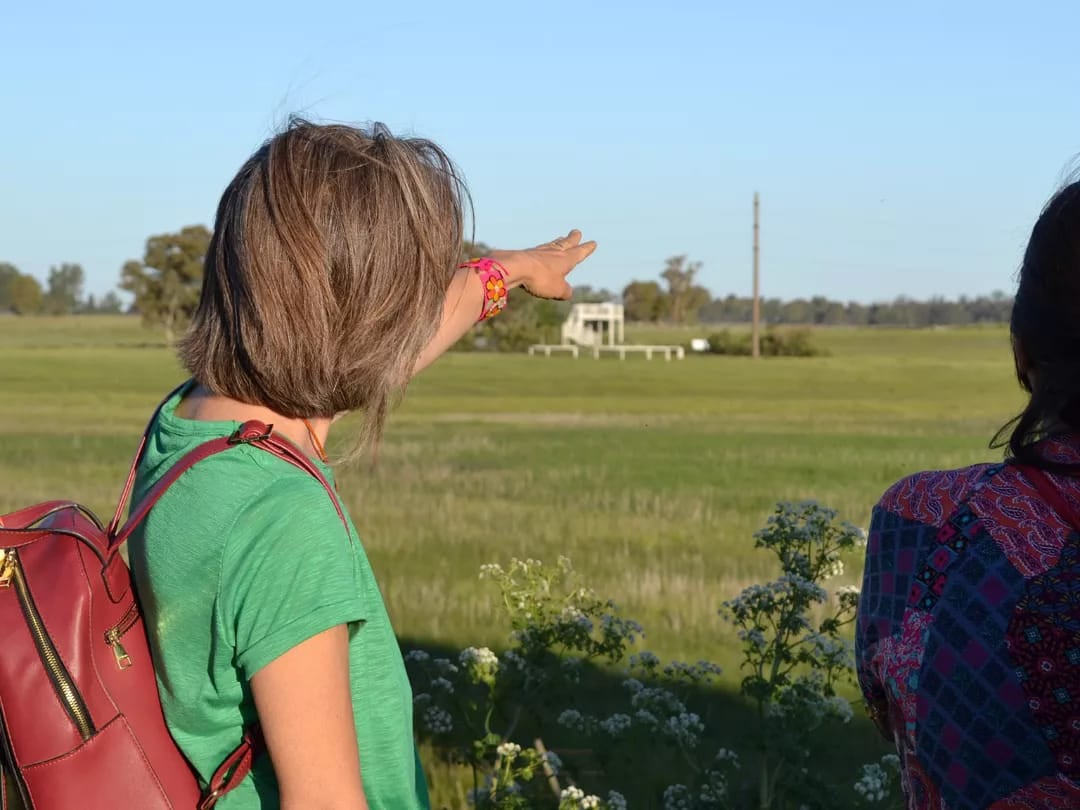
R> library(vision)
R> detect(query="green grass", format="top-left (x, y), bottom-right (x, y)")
top-left (0, 316), bottom-right (1023, 806)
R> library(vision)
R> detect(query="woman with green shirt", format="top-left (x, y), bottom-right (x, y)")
top-left (126, 119), bottom-right (595, 809)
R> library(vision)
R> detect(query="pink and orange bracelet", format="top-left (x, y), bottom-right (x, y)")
top-left (460, 257), bottom-right (509, 322)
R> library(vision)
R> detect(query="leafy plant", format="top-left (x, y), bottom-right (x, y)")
top-left (407, 505), bottom-right (900, 809)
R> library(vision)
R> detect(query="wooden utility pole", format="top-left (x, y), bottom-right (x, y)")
top-left (752, 192), bottom-right (761, 358)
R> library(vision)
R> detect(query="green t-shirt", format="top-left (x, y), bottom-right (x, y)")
top-left (126, 386), bottom-right (429, 809)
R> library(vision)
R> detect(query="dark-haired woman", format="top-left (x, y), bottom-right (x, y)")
top-left (856, 181), bottom-right (1080, 809)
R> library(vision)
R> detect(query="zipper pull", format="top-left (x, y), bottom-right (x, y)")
top-left (0, 551), bottom-right (14, 588)
top-left (106, 629), bottom-right (133, 669)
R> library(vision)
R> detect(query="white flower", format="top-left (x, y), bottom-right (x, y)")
top-left (558, 709), bottom-right (585, 730)
top-left (664, 712), bottom-right (704, 747)
top-left (404, 649), bottom-right (430, 663)
top-left (430, 677), bottom-right (454, 694)
top-left (459, 647), bottom-right (499, 684)
top-left (715, 748), bottom-right (740, 766)
top-left (599, 613), bottom-right (645, 642)
top-left (599, 713), bottom-right (632, 736)
top-left (622, 678), bottom-right (644, 695)
top-left (699, 774), bottom-right (728, 803)
top-left (737, 627), bottom-right (768, 651)
top-left (629, 651), bottom-right (660, 670)
top-left (825, 695), bottom-right (854, 724)
top-left (662, 784), bottom-right (692, 810)
top-left (778, 573), bottom-right (828, 602)
top-left (496, 741), bottom-right (522, 758)
top-left (543, 750), bottom-right (563, 775)
top-left (805, 632), bottom-right (855, 668)
top-left (854, 762), bottom-right (890, 803)
top-left (848, 524), bottom-right (869, 546)
top-left (478, 563), bottom-right (504, 578)
top-left (432, 658), bottom-right (459, 675)
top-left (581, 797), bottom-right (601, 809)
top-left (765, 701), bottom-right (787, 719)
top-left (561, 606), bottom-right (594, 633)
top-left (561, 786), bottom-right (585, 801)
top-left (502, 650), bottom-right (526, 670)
top-left (630, 685), bottom-right (687, 716)
top-left (836, 585), bottom-right (860, 597)
top-left (413, 692), bottom-right (432, 707)
top-left (460, 646), bottom-right (499, 668)
top-left (422, 706), bottom-right (453, 734)
top-left (607, 791), bottom-right (628, 810)
top-left (633, 708), bottom-right (659, 729)
top-left (694, 659), bottom-right (723, 679)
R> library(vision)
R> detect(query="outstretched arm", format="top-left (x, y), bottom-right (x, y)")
top-left (412, 230), bottom-right (597, 374)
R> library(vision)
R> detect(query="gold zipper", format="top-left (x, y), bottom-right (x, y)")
top-left (8, 550), bottom-right (95, 740)
top-left (0, 550), bottom-right (14, 588)
top-left (104, 602), bottom-right (139, 669)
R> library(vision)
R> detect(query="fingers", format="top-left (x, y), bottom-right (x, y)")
top-left (565, 240), bottom-right (597, 270)
top-left (545, 230), bottom-right (584, 250)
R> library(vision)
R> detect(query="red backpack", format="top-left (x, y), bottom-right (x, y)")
top-left (0, 391), bottom-right (346, 809)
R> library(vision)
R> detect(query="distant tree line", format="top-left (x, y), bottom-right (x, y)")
top-left (621, 257), bottom-right (1013, 327)
top-left (695, 291), bottom-right (1013, 327)
top-left (0, 262), bottom-right (123, 315)
top-left (1, 239), bottom-right (1014, 338)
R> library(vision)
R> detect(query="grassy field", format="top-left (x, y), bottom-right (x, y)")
top-left (0, 316), bottom-right (1022, 805)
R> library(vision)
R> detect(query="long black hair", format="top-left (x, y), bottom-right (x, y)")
top-left (994, 180), bottom-right (1080, 469)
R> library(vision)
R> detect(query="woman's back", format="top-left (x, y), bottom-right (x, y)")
top-left (127, 387), bottom-right (427, 808)
top-left (117, 117), bottom-right (594, 807)
top-left (857, 443), bottom-right (1080, 809)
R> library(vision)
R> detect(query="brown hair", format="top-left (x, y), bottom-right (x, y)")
top-left (180, 118), bottom-right (466, 455)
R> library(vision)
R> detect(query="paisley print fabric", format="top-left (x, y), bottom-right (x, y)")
top-left (857, 439), bottom-right (1080, 808)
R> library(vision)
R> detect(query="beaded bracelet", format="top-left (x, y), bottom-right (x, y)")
top-left (460, 257), bottom-right (509, 322)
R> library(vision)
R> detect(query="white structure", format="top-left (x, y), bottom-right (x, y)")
top-left (560, 302), bottom-right (625, 347)
top-left (529, 302), bottom-right (685, 361)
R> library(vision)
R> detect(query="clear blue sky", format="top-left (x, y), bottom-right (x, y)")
top-left (2, 0), bottom-right (1078, 302)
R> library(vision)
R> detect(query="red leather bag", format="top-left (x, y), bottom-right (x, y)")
top-left (0, 400), bottom-right (346, 809)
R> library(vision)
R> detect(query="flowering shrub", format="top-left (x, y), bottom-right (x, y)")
top-left (406, 504), bottom-right (901, 809)
top-left (853, 755), bottom-right (902, 804)
top-left (720, 501), bottom-right (866, 808)
top-left (409, 557), bottom-right (639, 809)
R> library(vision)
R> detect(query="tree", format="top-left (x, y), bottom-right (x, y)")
top-left (572, 285), bottom-right (616, 303)
top-left (98, 291), bottom-right (124, 314)
top-left (44, 263), bottom-right (85, 314)
top-left (9, 274), bottom-right (43, 314)
top-left (462, 240), bottom-right (492, 261)
top-left (0, 263), bottom-right (20, 310)
top-left (622, 280), bottom-right (667, 322)
top-left (660, 255), bottom-right (708, 324)
top-left (121, 225), bottom-right (211, 343)
top-left (684, 285), bottom-right (712, 324)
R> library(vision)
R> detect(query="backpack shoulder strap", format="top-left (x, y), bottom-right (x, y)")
top-left (197, 726), bottom-right (266, 809)
top-left (106, 379), bottom-right (194, 538)
top-left (109, 413), bottom-right (348, 808)
top-left (110, 416), bottom-right (348, 550)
